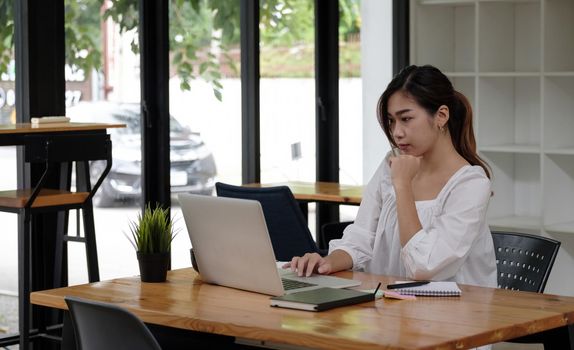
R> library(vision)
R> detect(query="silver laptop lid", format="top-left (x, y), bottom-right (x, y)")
top-left (178, 193), bottom-right (285, 296)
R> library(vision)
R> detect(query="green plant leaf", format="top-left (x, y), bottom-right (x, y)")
top-left (127, 203), bottom-right (178, 254)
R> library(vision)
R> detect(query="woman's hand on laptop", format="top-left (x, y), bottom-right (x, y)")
top-left (282, 250), bottom-right (354, 277)
top-left (283, 253), bottom-right (332, 277)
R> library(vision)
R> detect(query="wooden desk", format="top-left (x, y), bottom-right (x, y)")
top-left (245, 181), bottom-right (363, 205)
top-left (31, 268), bottom-right (574, 349)
top-left (0, 122), bottom-right (124, 349)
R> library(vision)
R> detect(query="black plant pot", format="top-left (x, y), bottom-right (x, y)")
top-left (137, 252), bottom-right (170, 282)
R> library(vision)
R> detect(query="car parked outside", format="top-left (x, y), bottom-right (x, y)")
top-left (67, 102), bottom-right (216, 206)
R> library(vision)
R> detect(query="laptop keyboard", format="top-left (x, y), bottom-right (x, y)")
top-left (282, 278), bottom-right (317, 291)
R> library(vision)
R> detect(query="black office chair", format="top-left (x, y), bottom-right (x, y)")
top-left (320, 221), bottom-right (353, 249)
top-left (65, 296), bottom-right (161, 350)
top-left (491, 231), bottom-right (560, 293)
top-left (492, 231), bottom-right (562, 348)
top-left (215, 182), bottom-right (326, 261)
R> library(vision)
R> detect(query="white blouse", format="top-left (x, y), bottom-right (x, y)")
top-left (329, 154), bottom-right (498, 288)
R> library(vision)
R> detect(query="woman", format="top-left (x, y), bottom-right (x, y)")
top-left (286, 65), bottom-right (497, 288)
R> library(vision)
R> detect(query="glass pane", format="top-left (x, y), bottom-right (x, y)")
top-left (260, 1), bottom-right (316, 184)
top-left (65, 0), bottom-right (141, 282)
top-left (339, 0), bottom-right (362, 222)
top-left (168, 1), bottom-right (241, 268)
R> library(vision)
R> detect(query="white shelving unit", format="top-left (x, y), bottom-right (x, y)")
top-left (410, 0), bottom-right (574, 234)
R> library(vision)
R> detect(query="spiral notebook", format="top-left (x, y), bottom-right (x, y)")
top-left (392, 281), bottom-right (461, 296)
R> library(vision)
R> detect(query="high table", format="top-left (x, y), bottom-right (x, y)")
top-left (31, 268), bottom-right (574, 349)
top-left (0, 122), bottom-right (124, 349)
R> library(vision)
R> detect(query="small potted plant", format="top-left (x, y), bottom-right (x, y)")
top-left (128, 204), bottom-right (177, 282)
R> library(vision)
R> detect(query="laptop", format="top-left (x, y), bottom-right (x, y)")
top-left (178, 193), bottom-right (361, 296)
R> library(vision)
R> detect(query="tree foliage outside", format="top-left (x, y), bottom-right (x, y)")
top-left (0, 0), bottom-right (361, 100)
top-left (0, 0), bottom-right (14, 75)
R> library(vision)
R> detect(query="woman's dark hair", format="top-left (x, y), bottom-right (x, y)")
top-left (377, 65), bottom-right (490, 178)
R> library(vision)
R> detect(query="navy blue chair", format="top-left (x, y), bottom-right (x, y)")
top-left (65, 296), bottom-right (161, 350)
top-left (215, 182), bottom-right (326, 261)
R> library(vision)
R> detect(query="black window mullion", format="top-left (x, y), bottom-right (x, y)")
top-left (393, 0), bottom-right (410, 74)
top-left (315, 0), bottom-right (340, 245)
top-left (15, 0), bottom-right (66, 346)
top-left (139, 0), bottom-right (170, 210)
top-left (240, 0), bottom-right (260, 184)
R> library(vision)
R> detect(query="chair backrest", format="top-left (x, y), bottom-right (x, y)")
top-left (491, 231), bottom-right (560, 293)
top-left (65, 296), bottom-right (161, 350)
top-left (215, 182), bottom-right (324, 261)
top-left (320, 221), bottom-right (353, 248)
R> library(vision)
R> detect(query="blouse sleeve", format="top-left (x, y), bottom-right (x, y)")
top-left (400, 169), bottom-right (491, 281)
top-left (328, 156), bottom-right (390, 270)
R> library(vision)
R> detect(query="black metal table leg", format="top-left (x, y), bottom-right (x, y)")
top-left (76, 160), bottom-right (100, 282)
top-left (18, 211), bottom-right (31, 350)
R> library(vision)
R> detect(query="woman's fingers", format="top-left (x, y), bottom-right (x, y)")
top-left (287, 253), bottom-right (328, 276)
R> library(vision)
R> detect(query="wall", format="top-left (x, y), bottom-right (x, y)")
top-left (361, 0), bottom-right (393, 183)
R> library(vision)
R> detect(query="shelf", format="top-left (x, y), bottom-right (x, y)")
top-left (480, 144), bottom-right (540, 154)
top-left (419, 0), bottom-right (475, 5)
top-left (451, 77), bottom-right (476, 112)
top-left (489, 215), bottom-right (541, 231)
top-left (479, 1), bottom-right (540, 72)
top-left (545, 148), bottom-right (574, 156)
top-left (544, 0), bottom-right (574, 72)
top-left (413, 3), bottom-right (475, 72)
top-left (544, 155), bottom-right (574, 232)
top-left (420, 0), bottom-right (540, 3)
top-left (412, 0), bottom-right (574, 237)
top-left (478, 72), bottom-right (540, 77)
top-left (445, 72), bottom-right (476, 77)
top-left (480, 0), bottom-right (540, 3)
top-left (478, 77), bottom-right (540, 147)
top-left (543, 77), bottom-right (574, 150)
top-left (544, 221), bottom-right (574, 235)
top-left (484, 153), bottom-right (540, 222)
top-left (545, 72), bottom-right (574, 77)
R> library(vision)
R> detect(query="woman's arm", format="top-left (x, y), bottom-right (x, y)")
top-left (389, 155), bottom-right (423, 246)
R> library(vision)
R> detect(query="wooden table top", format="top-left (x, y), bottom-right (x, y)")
top-left (0, 122), bottom-right (125, 134)
top-left (245, 181), bottom-right (363, 205)
top-left (30, 268), bottom-right (574, 350)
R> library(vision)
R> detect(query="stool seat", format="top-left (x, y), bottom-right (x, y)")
top-left (0, 189), bottom-right (90, 208)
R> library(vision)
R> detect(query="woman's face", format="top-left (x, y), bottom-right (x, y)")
top-left (387, 91), bottom-right (440, 156)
